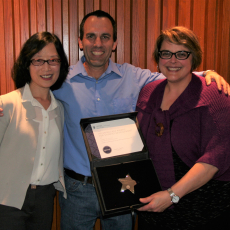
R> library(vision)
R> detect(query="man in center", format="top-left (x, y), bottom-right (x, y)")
top-left (54, 10), bottom-right (228, 230)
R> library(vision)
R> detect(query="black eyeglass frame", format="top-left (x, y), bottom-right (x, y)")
top-left (158, 50), bottom-right (192, 60)
top-left (30, 59), bottom-right (61, 66)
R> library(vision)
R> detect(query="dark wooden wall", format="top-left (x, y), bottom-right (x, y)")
top-left (1, 0), bottom-right (230, 95)
top-left (0, 0), bottom-right (230, 229)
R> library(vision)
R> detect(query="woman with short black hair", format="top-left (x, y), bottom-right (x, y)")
top-left (0, 32), bottom-right (68, 230)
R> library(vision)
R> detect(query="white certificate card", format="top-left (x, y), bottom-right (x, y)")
top-left (91, 118), bottom-right (144, 159)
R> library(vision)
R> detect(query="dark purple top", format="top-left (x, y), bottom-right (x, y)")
top-left (136, 74), bottom-right (230, 190)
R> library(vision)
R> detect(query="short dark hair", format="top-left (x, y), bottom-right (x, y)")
top-left (12, 32), bottom-right (69, 91)
top-left (153, 26), bottom-right (202, 72)
top-left (79, 10), bottom-right (117, 42)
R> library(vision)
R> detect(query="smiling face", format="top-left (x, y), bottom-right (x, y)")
top-left (78, 16), bottom-right (117, 77)
top-left (159, 40), bottom-right (193, 85)
top-left (29, 43), bottom-right (60, 91)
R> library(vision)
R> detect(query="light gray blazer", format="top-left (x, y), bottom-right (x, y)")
top-left (0, 87), bottom-right (66, 209)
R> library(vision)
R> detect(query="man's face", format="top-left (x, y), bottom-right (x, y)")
top-left (78, 16), bottom-right (117, 72)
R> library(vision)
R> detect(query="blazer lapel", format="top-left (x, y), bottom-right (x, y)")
top-left (22, 101), bottom-right (37, 120)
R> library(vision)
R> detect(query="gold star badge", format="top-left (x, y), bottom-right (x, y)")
top-left (118, 174), bottom-right (137, 194)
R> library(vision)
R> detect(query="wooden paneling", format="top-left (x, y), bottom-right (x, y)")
top-left (37, 0), bottom-right (46, 32)
top-left (47, 0), bottom-right (54, 33)
top-left (117, 0), bottom-right (131, 64)
top-left (14, 0), bottom-right (21, 59)
top-left (1, 0), bottom-right (229, 96)
top-left (52, 192), bottom-right (61, 230)
top-left (178, 0), bottom-right (192, 28)
top-left (146, 0), bottom-right (161, 71)
top-left (0, 0), bottom-right (230, 229)
top-left (162, 0), bottom-right (177, 29)
top-left (192, 0), bottom-right (206, 70)
top-left (204, 0), bottom-right (217, 71)
top-left (63, 0), bottom-right (69, 60)
top-left (3, 0), bottom-right (14, 94)
top-left (220, 0), bottom-right (230, 76)
top-left (68, 0), bottom-right (79, 65)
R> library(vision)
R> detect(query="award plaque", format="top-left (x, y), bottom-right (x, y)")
top-left (80, 112), bottom-right (161, 216)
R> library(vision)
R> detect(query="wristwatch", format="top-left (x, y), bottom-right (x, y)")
top-left (167, 188), bottom-right (180, 204)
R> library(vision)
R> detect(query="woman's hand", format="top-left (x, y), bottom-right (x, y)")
top-left (138, 162), bottom-right (218, 213)
top-left (138, 190), bottom-right (172, 212)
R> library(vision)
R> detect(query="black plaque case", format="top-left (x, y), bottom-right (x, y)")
top-left (80, 112), bottom-right (161, 217)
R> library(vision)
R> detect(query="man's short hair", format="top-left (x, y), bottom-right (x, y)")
top-left (79, 10), bottom-right (117, 42)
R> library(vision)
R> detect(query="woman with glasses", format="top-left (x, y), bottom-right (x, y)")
top-left (136, 26), bottom-right (230, 229)
top-left (0, 32), bottom-right (68, 230)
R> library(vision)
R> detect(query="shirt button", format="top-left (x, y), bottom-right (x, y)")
top-left (44, 131), bottom-right (46, 134)
top-left (41, 163), bottom-right (43, 166)
top-left (97, 98), bottom-right (100, 101)
top-left (43, 147), bottom-right (45, 149)
top-left (96, 81), bottom-right (98, 84)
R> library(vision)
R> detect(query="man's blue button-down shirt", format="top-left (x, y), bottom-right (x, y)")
top-left (53, 56), bottom-right (165, 176)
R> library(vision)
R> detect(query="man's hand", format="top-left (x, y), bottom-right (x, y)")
top-left (0, 108), bottom-right (3, 117)
top-left (204, 70), bottom-right (230, 95)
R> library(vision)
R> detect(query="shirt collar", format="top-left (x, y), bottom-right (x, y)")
top-left (22, 83), bottom-right (57, 111)
top-left (69, 55), bottom-right (122, 80)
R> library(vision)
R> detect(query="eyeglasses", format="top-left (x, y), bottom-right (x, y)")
top-left (30, 59), bottom-right (61, 66)
top-left (159, 50), bottom-right (191, 60)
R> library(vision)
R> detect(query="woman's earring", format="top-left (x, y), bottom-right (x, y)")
top-left (157, 65), bottom-right (161, 73)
